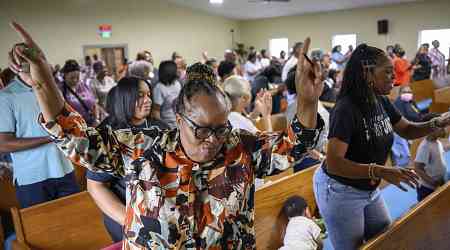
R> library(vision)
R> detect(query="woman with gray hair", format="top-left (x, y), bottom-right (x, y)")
top-left (127, 60), bottom-right (153, 82)
top-left (224, 75), bottom-right (273, 133)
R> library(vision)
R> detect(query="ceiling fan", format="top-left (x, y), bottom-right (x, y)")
top-left (248, 0), bottom-right (291, 3)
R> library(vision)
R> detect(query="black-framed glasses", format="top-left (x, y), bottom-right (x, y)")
top-left (181, 114), bottom-right (232, 140)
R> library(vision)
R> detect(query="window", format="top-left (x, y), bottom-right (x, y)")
top-left (419, 29), bottom-right (450, 59)
top-left (332, 34), bottom-right (357, 54)
top-left (269, 38), bottom-right (288, 58)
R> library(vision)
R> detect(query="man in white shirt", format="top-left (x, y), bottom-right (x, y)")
top-left (260, 49), bottom-right (271, 69)
top-left (281, 42), bottom-right (303, 82)
top-left (244, 53), bottom-right (262, 83)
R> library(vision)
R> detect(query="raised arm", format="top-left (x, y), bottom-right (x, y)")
top-left (9, 22), bottom-right (125, 175)
top-left (249, 38), bottom-right (325, 177)
top-left (295, 37), bottom-right (322, 129)
top-left (9, 22), bottom-right (64, 122)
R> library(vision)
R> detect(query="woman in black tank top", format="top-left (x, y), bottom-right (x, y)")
top-left (313, 44), bottom-right (450, 250)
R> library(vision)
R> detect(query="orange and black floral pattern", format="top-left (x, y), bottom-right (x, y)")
top-left (41, 103), bottom-right (323, 250)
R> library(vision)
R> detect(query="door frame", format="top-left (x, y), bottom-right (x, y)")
top-left (82, 44), bottom-right (129, 59)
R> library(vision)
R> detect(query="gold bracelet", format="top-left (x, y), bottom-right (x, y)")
top-left (368, 163), bottom-right (377, 179)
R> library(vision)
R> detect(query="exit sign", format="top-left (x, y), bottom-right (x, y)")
top-left (99, 24), bottom-right (112, 38)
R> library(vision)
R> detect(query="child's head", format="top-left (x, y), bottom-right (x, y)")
top-left (422, 113), bottom-right (447, 140)
top-left (282, 195), bottom-right (311, 219)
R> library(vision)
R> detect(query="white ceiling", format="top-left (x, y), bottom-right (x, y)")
top-left (167, 0), bottom-right (420, 20)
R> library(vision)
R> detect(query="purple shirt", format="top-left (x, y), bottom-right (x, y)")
top-left (429, 48), bottom-right (447, 80)
top-left (59, 81), bottom-right (97, 126)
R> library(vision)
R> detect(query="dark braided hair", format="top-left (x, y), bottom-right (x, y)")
top-left (340, 44), bottom-right (391, 168)
top-left (339, 43), bottom-right (386, 115)
top-left (175, 79), bottom-right (229, 116)
top-left (186, 62), bottom-right (217, 86)
top-left (282, 196), bottom-right (308, 219)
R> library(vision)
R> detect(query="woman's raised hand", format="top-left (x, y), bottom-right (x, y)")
top-left (295, 37), bottom-right (324, 107)
top-left (9, 22), bottom-right (52, 88)
top-left (295, 37), bottom-right (324, 128)
top-left (10, 22), bottom-right (65, 121)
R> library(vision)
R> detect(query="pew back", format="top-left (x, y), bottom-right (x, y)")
top-left (0, 180), bottom-right (19, 247)
top-left (255, 165), bottom-right (318, 250)
top-left (410, 79), bottom-right (450, 113)
top-left (255, 113), bottom-right (288, 132)
top-left (11, 191), bottom-right (112, 250)
top-left (361, 182), bottom-right (450, 250)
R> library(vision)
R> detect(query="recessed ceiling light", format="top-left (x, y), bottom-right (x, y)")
top-left (210, 0), bottom-right (223, 4)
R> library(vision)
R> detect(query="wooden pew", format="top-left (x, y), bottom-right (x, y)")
top-left (360, 182), bottom-right (450, 250)
top-left (434, 85), bottom-right (450, 113)
top-left (410, 79), bottom-right (450, 113)
top-left (74, 165), bottom-right (87, 191)
top-left (0, 180), bottom-right (19, 247)
top-left (11, 191), bottom-right (112, 250)
top-left (255, 113), bottom-right (288, 132)
top-left (410, 79), bottom-right (435, 103)
top-left (255, 165), bottom-right (318, 250)
top-left (263, 168), bottom-right (294, 185)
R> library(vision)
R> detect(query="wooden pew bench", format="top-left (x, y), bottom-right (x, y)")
top-left (361, 182), bottom-right (450, 250)
top-left (0, 179), bottom-right (20, 248)
top-left (255, 165), bottom-right (319, 250)
top-left (411, 79), bottom-right (450, 113)
top-left (11, 191), bottom-right (112, 250)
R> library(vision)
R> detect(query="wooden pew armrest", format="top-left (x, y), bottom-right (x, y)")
top-left (11, 239), bottom-right (32, 250)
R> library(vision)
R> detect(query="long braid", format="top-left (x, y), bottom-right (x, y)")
top-left (339, 44), bottom-right (385, 116)
top-left (339, 44), bottom-right (388, 165)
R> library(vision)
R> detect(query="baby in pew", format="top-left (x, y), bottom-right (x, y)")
top-left (414, 113), bottom-right (450, 201)
top-left (279, 195), bottom-right (323, 250)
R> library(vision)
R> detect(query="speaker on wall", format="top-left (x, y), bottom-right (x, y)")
top-left (378, 19), bottom-right (389, 34)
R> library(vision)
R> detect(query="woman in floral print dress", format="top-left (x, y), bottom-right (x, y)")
top-left (9, 22), bottom-right (325, 250)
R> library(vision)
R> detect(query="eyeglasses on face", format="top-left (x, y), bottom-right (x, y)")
top-left (180, 114), bottom-right (232, 140)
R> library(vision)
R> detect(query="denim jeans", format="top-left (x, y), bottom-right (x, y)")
top-left (417, 185), bottom-right (435, 202)
top-left (313, 167), bottom-right (391, 250)
top-left (15, 171), bottom-right (80, 208)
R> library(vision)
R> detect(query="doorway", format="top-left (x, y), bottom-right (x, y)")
top-left (83, 44), bottom-right (128, 80)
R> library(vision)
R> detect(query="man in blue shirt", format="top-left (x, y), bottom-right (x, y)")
top-left (0, 68), bottom-right (79, 208)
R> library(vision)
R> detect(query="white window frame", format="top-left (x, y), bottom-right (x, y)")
top-left (269, 38), bottom-right (289, 58)
top-left (332, 34), bottom-right (357, 55)
top-left (418, 29), bottom-right (450, 60)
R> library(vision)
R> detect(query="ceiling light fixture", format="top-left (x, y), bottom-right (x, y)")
top-left (209, 0), bottom-right (223, 4)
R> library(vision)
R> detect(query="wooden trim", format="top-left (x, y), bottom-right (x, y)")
top-left (361, 182), bottom-right (450, 249)
top-left (11, 239), bottom-right (32, 250)
top-left (259, 165), bottom-right (318, 190)
top-left (82, 44), bottom-right (129, 60)
top-left (19, 191), bottom-right (86, 213)
top-left (11, 207), bottom-right (26, 243)
top-left (0, 214), bottom-right (4, 248)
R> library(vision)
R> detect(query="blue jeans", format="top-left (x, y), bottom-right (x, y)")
top-left (15, 171), bottom-right (80, 208)
top-left (313, 167), bottom-right (391, 250)
top-left (104, 214), bottom-right (124, 242)
top-left (417, 185), bottom-right (434, 202)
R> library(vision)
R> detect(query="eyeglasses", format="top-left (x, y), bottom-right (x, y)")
top-left (181, 114), bottom-right (232, 140)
